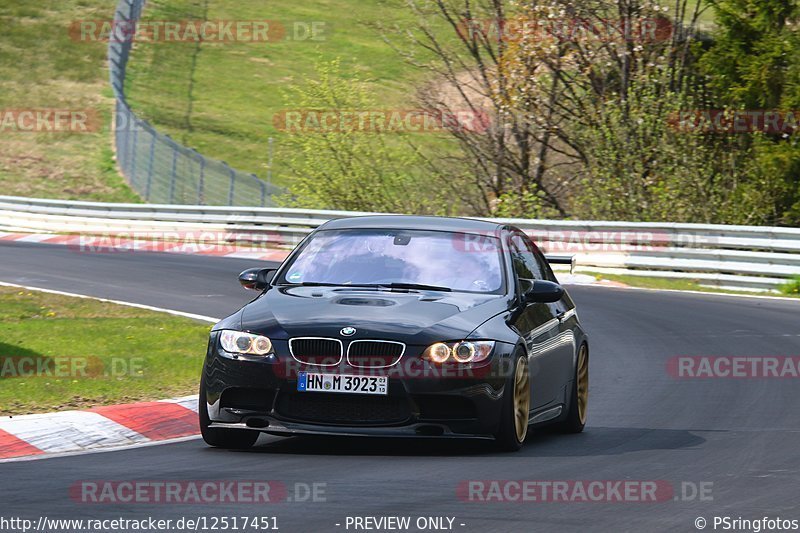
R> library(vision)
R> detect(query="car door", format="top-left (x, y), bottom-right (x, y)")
top-left (507, 230), bottom-right (566, 409)
top-left (531, 242), bottom-right (578, 406)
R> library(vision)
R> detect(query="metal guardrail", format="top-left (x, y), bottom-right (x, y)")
top-left (1, 196), bottom-right (798, 293)
top-left (109, 0), bottom-right (281, 206)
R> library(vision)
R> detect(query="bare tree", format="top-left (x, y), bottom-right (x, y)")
top-left (384, 0), bottom-right (707, 217)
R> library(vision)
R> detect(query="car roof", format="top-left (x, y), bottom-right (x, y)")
top-left (318, 215), bottom-right (506, 234)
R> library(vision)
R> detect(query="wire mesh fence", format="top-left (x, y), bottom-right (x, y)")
top-left (109, 0), bottom-right (281, 206)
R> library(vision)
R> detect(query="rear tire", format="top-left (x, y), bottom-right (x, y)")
top-left (493, 354), bottom-right (530, 452)
top-left (558, 343), bottom-right (588, 434)
top-left (199, 376), bottom-right (259, 449)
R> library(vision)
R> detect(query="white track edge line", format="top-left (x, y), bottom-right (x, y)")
top-left (569, 281), bottom-right (800, 303)
top-left (0, 281), bottom-right (220, 323)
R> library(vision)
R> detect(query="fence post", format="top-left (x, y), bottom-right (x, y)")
top-left (255, 175), bottom-right (266, 207)
top-left (196, 152), bottom-right (206, 205)
top-left (145, 129), bottom-right (155, 201)
top-left (227, 166), bottom-right (236, 206)
top-left (129, 123), bottom-right (139, 187)
top-left (116, 106), bottom-right (124, 172)
top-left (169, 146), bottom-right (178, 204)
top-left (123, 110), bottom-right (136, 177)
top-left (114, 101), bottom-right (125, 177)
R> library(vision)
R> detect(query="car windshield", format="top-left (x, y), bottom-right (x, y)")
top-left (277, 228), bottom-right (505, 294)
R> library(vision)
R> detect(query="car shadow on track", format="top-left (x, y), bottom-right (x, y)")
top-left (523, 426), bottom-right (707, 457)
top-left (203, 426), bottom-right (706, 458)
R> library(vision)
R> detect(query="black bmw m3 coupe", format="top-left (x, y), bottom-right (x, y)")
top-left (200, 215), bottom-right (588, 451)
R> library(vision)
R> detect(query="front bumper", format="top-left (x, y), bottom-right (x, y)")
top-left (201, 333), bottom-right (516, 438)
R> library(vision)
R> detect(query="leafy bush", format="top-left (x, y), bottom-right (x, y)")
top-left (276, 59), bottom-right (454, 215)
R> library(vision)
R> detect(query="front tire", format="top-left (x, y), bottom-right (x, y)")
top-left (558, 343), bottom-right (588, 434)
top-left (494, 353), bottom-right (530, 452)
top-left (199, 376), bottom-right (259, 449)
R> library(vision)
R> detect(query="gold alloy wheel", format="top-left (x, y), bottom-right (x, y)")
top-left (513, 357), bottom-right (531, 442)
top-left (576, 344), bottom-right (589, 425)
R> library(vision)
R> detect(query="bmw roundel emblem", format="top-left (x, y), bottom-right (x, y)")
top-left (340, 327), bottom-right (356, 337)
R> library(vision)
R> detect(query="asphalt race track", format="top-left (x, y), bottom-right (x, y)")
top-left (1, 240), bottom-right (799, 532)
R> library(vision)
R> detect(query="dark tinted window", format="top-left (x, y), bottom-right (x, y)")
top-left (533, 245), bottom-right (559, 283)
top-left (509, 231), bottom-right (544, 281)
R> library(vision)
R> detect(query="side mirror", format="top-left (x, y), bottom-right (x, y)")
top-left (523, 280), bottom-right (564, 304)
top-left (238, 268), bottom-right (277, 291)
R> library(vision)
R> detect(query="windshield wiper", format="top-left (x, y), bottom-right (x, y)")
top-left (375, 282), bottom-right (452, 292)
top-left (279, 281), bottom-right (452, 292)
top-left (279, 282), bottom-right (378, 288)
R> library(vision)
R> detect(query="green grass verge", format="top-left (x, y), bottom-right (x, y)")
top-left (0, 1), bottom-right (140, 202)
top-left (581, 271), bottom-right (800, 299)
top-left (779, 276), bottom-right (800, 296)
top-left (0, 287), bottom-right (211, 415)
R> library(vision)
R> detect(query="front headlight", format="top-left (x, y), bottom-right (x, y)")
top-left (422, 340), bottom-right (494, 364)
top-left (219, 330), bottom-right (273, 355)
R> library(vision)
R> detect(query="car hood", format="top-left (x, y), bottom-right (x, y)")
top-left (239, 286), bottom-right (511, 345)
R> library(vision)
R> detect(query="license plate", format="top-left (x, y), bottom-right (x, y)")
top-left (297, 372), bottom-right (387, 395)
